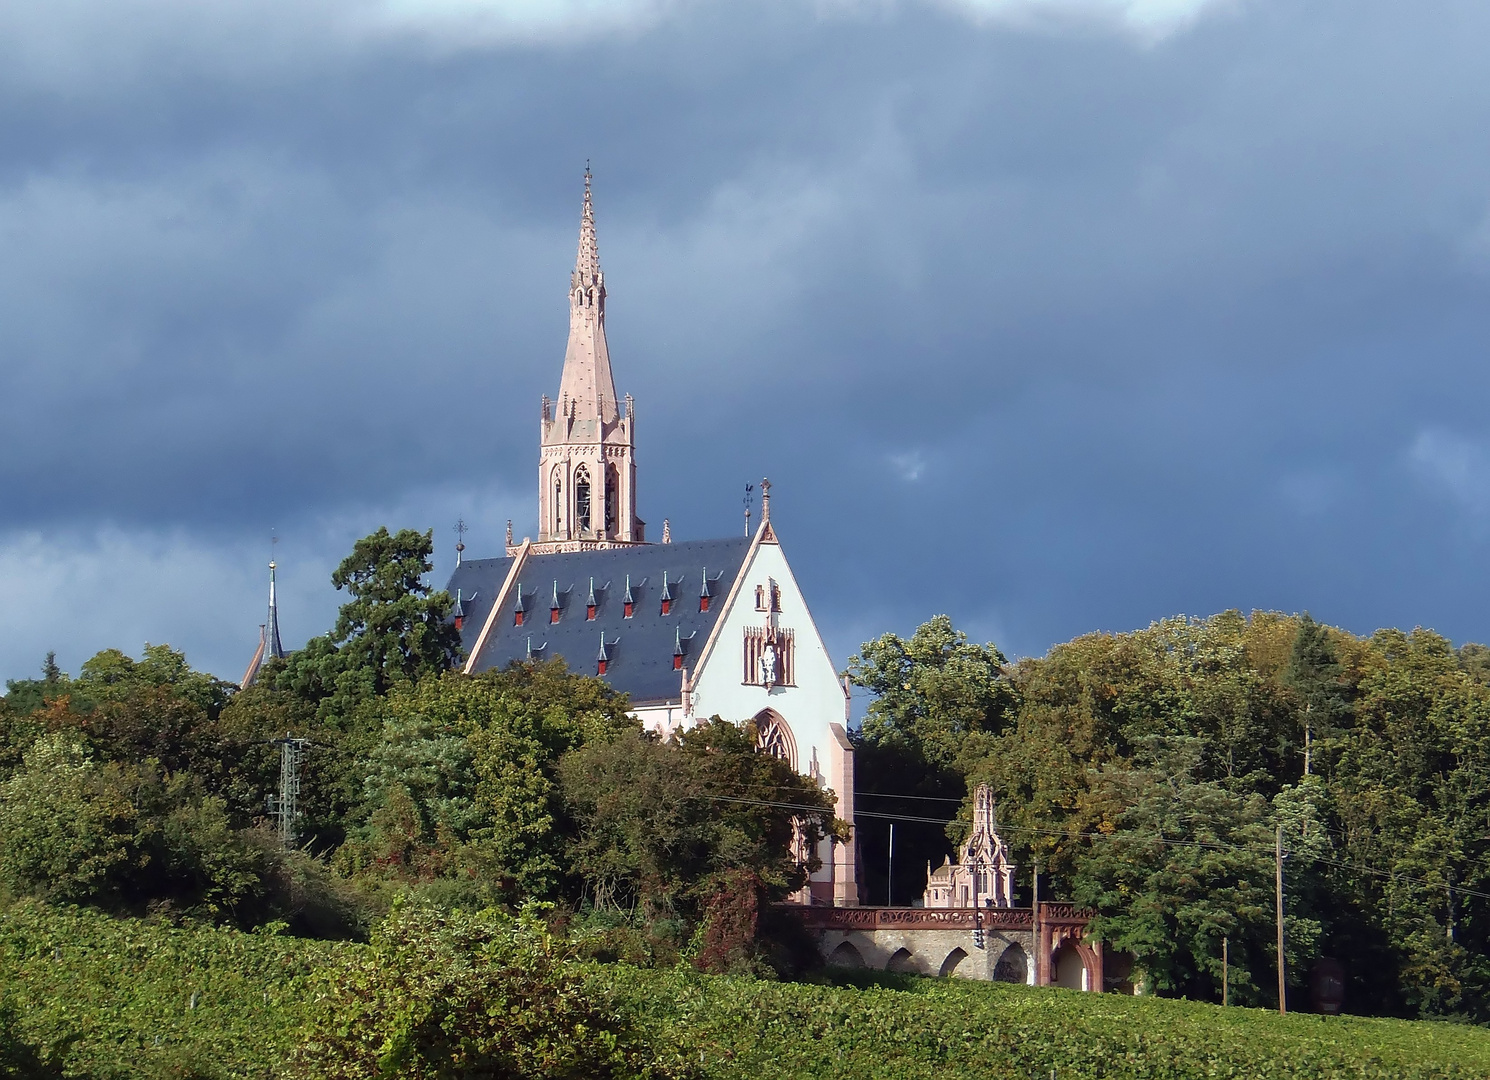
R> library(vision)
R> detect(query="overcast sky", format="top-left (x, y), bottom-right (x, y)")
top-left (3, 0), bottom-right (1490, 685)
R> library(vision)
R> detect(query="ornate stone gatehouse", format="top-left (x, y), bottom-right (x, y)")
top-left (800, 903), bottom-right (1104, 990)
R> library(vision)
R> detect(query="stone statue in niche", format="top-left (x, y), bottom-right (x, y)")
top-left (761, 641), bottom-right (778, 689)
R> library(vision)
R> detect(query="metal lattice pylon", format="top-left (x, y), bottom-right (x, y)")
top-left (266, 737), bottom-right (309, 847)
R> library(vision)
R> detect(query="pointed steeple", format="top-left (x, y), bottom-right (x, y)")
top-left (242, 557), bottom-right (285, 688)
top-left (573, 167), bottom-right (600, 290)
top-left (557, 167), bottom-right (618, 426)
top-left (266, 560), bottom-right (285, 660)
top-left (537, 168), bottom-right (643, 548)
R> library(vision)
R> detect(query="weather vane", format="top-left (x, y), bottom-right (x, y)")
top-left (454, 519), bottom-right (468, 566)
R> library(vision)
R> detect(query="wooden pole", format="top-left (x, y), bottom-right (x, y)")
top-left (1222, 936), bottom-right (1229, 1007)
top-left (1276, 825), bottom-right (1287, 1015)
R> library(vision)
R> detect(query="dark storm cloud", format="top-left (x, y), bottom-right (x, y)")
top-left (3, 0), bottom-right (1490, 681)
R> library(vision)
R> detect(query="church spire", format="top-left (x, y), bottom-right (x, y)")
top-left (266, 558), bottom-right (285, 660)
top-left (536, 169), bottom-right (643, 549)
top-left (556, 167), bottom-right (618, 426)
top-left (241, 555), bottom-right (285, 688)
top-left (573, 166), bottom-right (600, 291)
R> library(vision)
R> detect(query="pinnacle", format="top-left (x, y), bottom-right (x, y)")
top-left (573, 168), bottom-right (600, 287)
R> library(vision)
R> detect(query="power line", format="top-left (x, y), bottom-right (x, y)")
top-left (692, 792), bottom-right (1490, 903)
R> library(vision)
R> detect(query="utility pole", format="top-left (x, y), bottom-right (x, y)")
top-left (1032, 858), bottom-right (1042, 987)
top-left (1447, 871), bottom-right (1456, 944)
top-left (267, 736), bottom-right (309, 848)
top-left (1222, 937), bottom-right (1229, 1007)
top-left (886, 822), bottom-right (895, 907)
top-left (1276, 824), bottom-right (1287, 1015)
top-left (1303, 703), bottom-right (1312, 777)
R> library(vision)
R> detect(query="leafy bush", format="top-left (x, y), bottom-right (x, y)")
top-left (0, 996), bottom-right (67, 1079)
top-left (291, 901), bottom-right (686, 1079)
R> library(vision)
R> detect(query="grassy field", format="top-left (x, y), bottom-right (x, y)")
top-left (3, 902), bottom-right (1488, 1079)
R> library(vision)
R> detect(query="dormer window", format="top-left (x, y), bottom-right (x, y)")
top-left (660, 571), bottom-right (676, 616)
top-left (550, 580), bottom-right (563, 624)
top-left (586, 576), bottom-right (597, 621)
top-left (513, 583), bottom-right (526, 626)
top-left (673, 627), bottom-right (695, 671)
top-left (623, 574), bottom-right (635, 618)
top-left (699, 567), bottom-right (713, 612)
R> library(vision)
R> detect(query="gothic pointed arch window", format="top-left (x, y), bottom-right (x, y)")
top-left (551, 465), bottom-right (564, 535)
top-left (574, 464), bottom-right (592, 534)
top-left (605, 463), bottom-right (619, 535)
top-left (752, 709), bottom-right (797, 771)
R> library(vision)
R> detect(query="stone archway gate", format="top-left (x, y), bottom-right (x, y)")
top-left (794, 903), bottom-right (1103, 990)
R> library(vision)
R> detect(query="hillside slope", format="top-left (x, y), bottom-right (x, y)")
top-left (3, 903), bottom-right (1487, 1080)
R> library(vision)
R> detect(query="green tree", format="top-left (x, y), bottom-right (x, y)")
top-left (0, 732), bottom-right (139, 904)
top-left (2, 651), bottom-right (69, 717)
top-left (329, 527), bottom-right (461, 695)
top-left (275, 528), bottom-right (460, 726)
top-left (1069, 737), bottom-right (1277, 1003)
top-left (847, 615), bottom-right (1014, 905)
top-left (848, 615), bottom-right (1014, 772)
top-left (337, 661), bottom-right (636, 904)
top-left (559, 719), bottom-right (841, 921)
top-left (1282, 614), bottom-right (1351, 778)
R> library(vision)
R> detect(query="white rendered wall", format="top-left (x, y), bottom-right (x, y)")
top-left (631, 533), bottom-right (857, 904)
top-left (687, 540), bottom-right (848, 785)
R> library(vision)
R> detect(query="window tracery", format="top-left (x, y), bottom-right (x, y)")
top-left (574, 465), bottom-right (592, 534)
top-left (752, 709), bottom-right (797, 770)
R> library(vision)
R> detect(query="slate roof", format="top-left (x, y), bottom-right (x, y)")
top-left (444, 536), bottom-right (753, 704)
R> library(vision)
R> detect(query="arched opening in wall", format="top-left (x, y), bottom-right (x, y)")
top-left (993, 943), bottom-right (1028, 984)
top-left (574, 465), bottom-right (592, 534)
top-left (605, 463), bottom-right (619, 535)
top-left (1053, 944), bottom-right (1085, 990)
top-left (886, 948), bottom-right (918, 974)
top-left (827, 942), bottom-right (864, 969)
top-left (752, 710), bottom-right (797, 771)
top-left (551, 466), bottom-right (563, 535)
top-left (939, 948), bottom-right (968, 978)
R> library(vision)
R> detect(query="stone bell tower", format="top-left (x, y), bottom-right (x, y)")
top-left (528, 169), bottom-right (643, 555)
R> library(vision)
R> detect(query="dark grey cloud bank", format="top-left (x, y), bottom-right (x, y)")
top-left (3, 0), bottom-right (1490, 682)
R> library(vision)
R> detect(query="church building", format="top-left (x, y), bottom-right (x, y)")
top-left (445, 173), bottom-right (858, 906)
